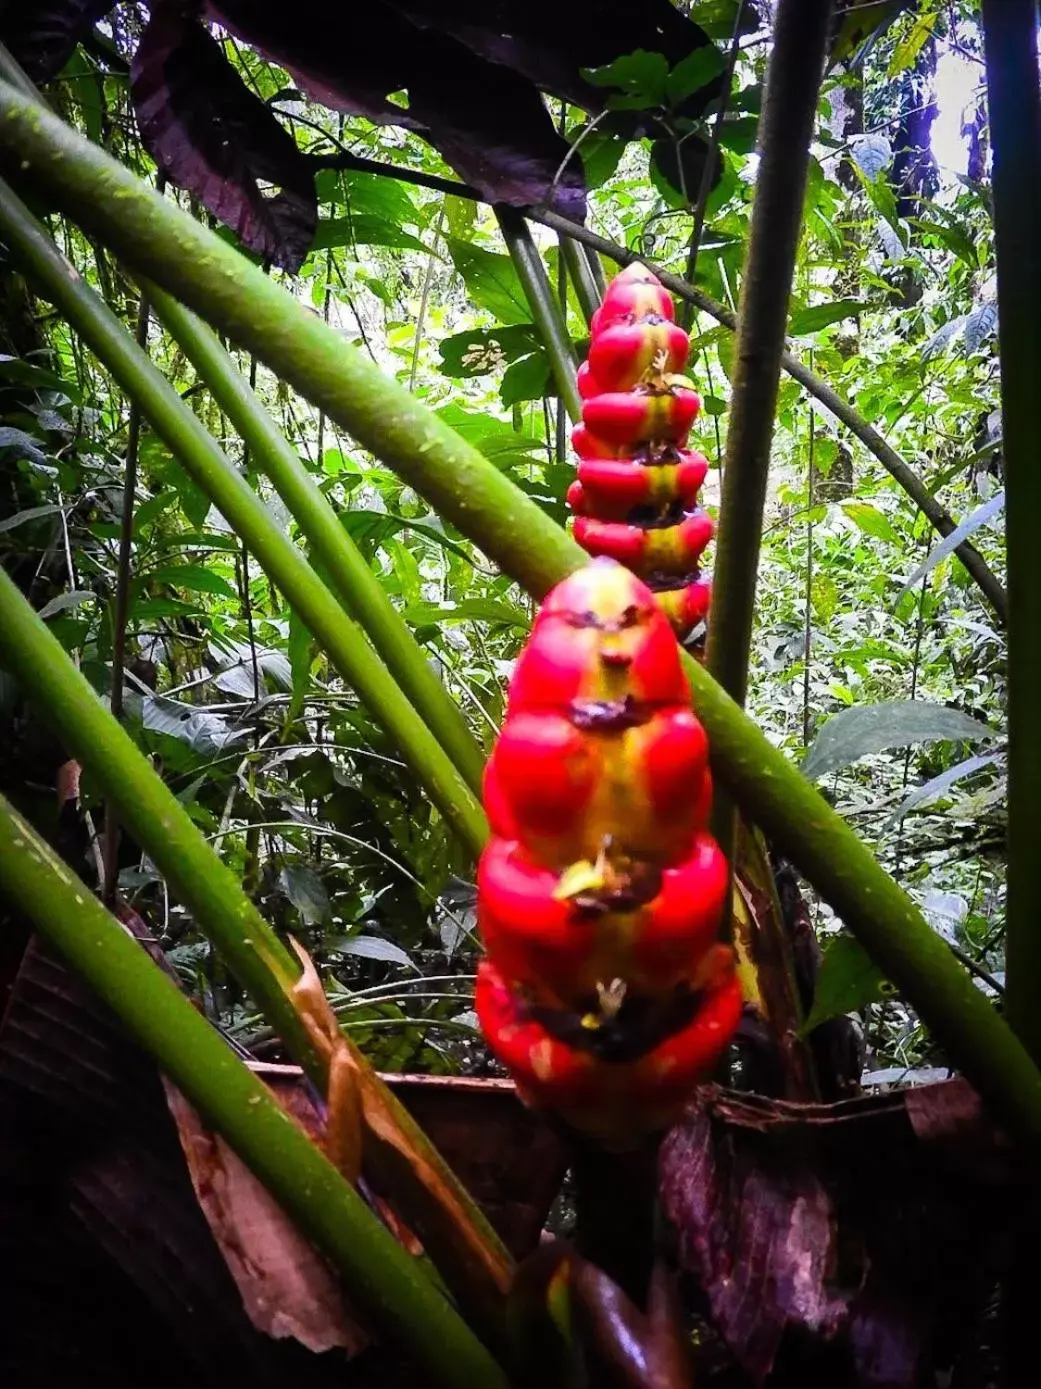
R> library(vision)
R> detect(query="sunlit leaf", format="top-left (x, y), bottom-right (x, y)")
top-left (803, 700), bottom-right (997, 781)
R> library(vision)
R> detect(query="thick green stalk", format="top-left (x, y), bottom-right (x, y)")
top-left (707, 0), bottom-right (835, 706)
top-left (0, 176), bottom-right (485, 857)
top-left (981, 0), bottom-right (1041, 1064)
top-left (0, 796), bottom-right (508, 1389)
top-left (495, 206), bottom-right (582, 422)
top-left (0, 563), bottom-right (513, 1323)
top-left (559, 234), bottom-right (601, 326)
top-left (2, 88), bottom-right (1040, 1142)
top-left (144, 282), bottom-right (486, 798)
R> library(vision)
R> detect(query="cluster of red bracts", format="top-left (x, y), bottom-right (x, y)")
top-left (568, 264), bottom-right (714, 641)
top-left (475, 559), bottom-right (741, 1146)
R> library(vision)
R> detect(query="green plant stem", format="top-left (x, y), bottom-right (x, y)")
top-left (559, 234), bottom-right (601, 325)
top-left (495, 206), bottom-right (581, 422)
top-left (3, 88), bottom-right (1041, 1143)
top-left (0, 561), bottom-right (513, 1329)
top-left (103, 284), bottom-right (151, 904)
top-left (0, 176), bottom-right (485, 857)
top-left (0, 797), bottom-right (509, 1389)
top-left (981, 0), bottom-right (1041, 1065)
top-left (145, 282), bottom-right (486, 798)
top-left (707, 0), bottom-right (834, 707)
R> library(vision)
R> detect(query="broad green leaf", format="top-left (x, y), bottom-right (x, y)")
top-left (130, 596), bottom-right (206, 620)
top-left (311, 215), bottom-right (428, 254)
top-left (149, 563), bottom-right (238, 599)
top-left (280, 864), bottom-right (329, 926)
top-left (331, 934), bottom-right (415, 967)
top-left (438, 325), bottom-right (540, 378)
top-left (37, 590), bottom-right (95, 619)
top-left (0, 353), bottom-right (81, 401)
top-left (315, 169), bottom-right (417, 226)
top-left (789, 300), bottom-right (870, 336)
top-left (572, 128), bottom-right (629, 190)
top-left (0, 426), bottom-right (48, 466)
top-left (665, 46), bottom-right (724, 106)
top-left (500, 351), bottom-right (552, 407)
top-left (403, 598), bottom-right (530, 629)
top-left (841, 501), bottom-right (901, 545)
top-left (888, 9), bottom-right (937, 75)
top-left (802, 700), bottom-right (997, 781)
top-left (287, 606), bottom-right (314, 715)
top-left (0, 503), bottom-right (61, 533)
top-left (802, 934), bottom-right (893, 1033)
top-left (133, 489), bottom-right (179, 533)
top-left (582, 50), bottom-right (670, 109)
top-left (444, 237), bottom-right (531, 325)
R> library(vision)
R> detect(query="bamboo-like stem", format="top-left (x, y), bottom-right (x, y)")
top-left (145, 282), bottom-right (486, 798)
top-left (0, 177), bottom-right (486, 857)
top-left (495, 206), bottom-right (581, 422)
top-left (3, 90), bottom-right (1041, 1143)
top-left (0, 796), bottom-right (509, 1389)
top-left (0, 563), bottom-right (513, 1326)
top-left (981, 0), bottom-right (1041, 1065)
top-left (560, 234), bottom-right (601, 325)
top-left (298, 142), bottom-right (1007, 623)
top-left (707, 0), bottom-right (835, 706)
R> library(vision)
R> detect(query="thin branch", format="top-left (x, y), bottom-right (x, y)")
top-left (102, 286), bottom-right (152, 904)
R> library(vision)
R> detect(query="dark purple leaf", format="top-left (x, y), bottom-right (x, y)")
top-left (391, 0), bottom-right (720, 115)
top-left (659, 1084), bottom-right (1024, 1387)
top-left (0, 0), bottom-right (115, 84)
top-left (131, 8), bottom-right (317, 271)
top-left (207, 0), bottom-right (586, 219)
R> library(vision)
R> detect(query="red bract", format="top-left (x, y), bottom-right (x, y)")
top-left (568, 263), bottom-right (715, 643)
top-left (475, 559), bottom-right (739, 1146)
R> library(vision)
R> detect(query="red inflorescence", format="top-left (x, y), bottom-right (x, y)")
top-left (474, 559), bottom-right (741, 1146)
top-left (569, 263), bottom-right (715, 643)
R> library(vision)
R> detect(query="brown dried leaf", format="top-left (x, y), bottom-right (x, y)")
top-left (659, 1083), bottom-right (1024, 1386)
top-left (163, 1079), bottom-right (368, 1356)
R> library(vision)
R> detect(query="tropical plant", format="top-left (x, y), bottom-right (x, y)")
top-left (0, 1), bottom-right (1038, 1385)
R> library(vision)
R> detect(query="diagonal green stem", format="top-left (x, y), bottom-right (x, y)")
top-left (559, 234), bottom-right (601, 326)
top-left (0, 795), bottom-right (509, 1389)
top-left (0, 561), bottom-right (513, 1324)
top-left (2, 86), bottom-right (1040, 1143)
top-left (495, 207), bottom-right (581, 422)
top-left (144, 282), bottom-right (486, 798)
top-left (0, 175), bottom-right (486, 857)
top-left (981, 0), bottom-right (1041, 1065)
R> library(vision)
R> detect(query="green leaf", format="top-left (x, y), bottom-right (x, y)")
top-left (315, 169), bottom-right (418, 227)
top-left (500, 351), bottom-right (551, 407)
top-left (802, 700), bottom-right (997, 781)
top-left (311, 215), bottom-right (428, 254)
top-left (841, 501), bottom-right (901, 545)
top-left (572, 128), bottom-right (630, 190)
top-left (331, 934), bottom-right (415, 967)
top-left (403, 599), bottom-right (530, 629)
top-left (665, 46), bottom-right (725, 106)
top-left (888, 10), bottom-right (937, 75)
top-left (0, 502), bottom-right (61, 533)
top-left (444, 237), bottom-right (530, 325)
top-left (130, 596), bottom-right (206, 621)
top-left (149, 563), bottom-right (238, 598)
top-left (789, 300), bottom-right (870, 335)
top-left (581, 50), bottom-right (670, 108)
top-left (438, 325), bottom-right (540, 378)
top-left (288, 606), bottom-right (314, 715)
top-left (37, 589), bottom-right (95, 619)
top-left (280, 864), bottom-right (329, 926)
top-left (802, 934), bottom-right (893, 1033)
